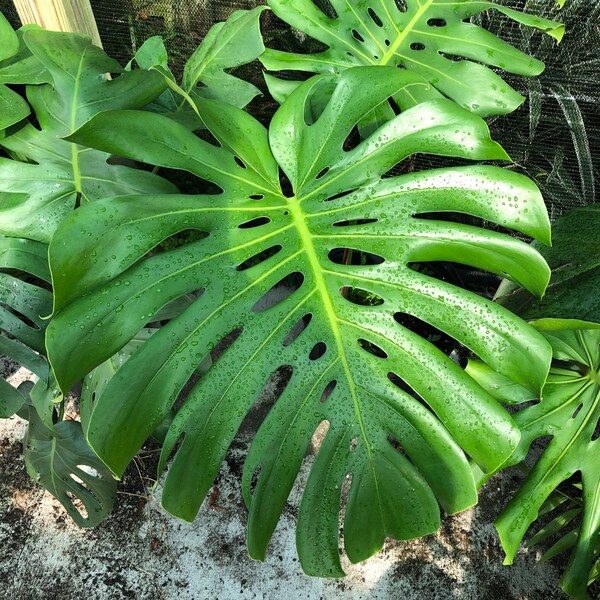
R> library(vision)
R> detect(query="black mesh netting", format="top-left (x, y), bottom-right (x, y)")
top-left (0, 0), bottom-right (597, 217)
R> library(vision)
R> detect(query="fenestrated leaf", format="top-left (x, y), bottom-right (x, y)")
top-left (496, 204), bottom-right (600, 323)
top-left (20, 401), bottom-right (116, 528)
top-left (261, 0), bottom-right (563, 116)
top-left (469, 319), bottom-right (600, 600)
top-left (0, 236), bottom-right (52, 418)
top-left (128, 7), bottom-right (266, 127)
top-left (0, 29), bottom-right (176, 243)
top-left (48, 68), bottom-right (551, 575)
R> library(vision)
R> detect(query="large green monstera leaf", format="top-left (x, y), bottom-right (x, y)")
top-left (468, 320), bottom-right (600, 600)
top-left (48, 68), bottom-right (552, 575)
top-left (0, 237), bottom-right (52, 418)
top-left (0, 28), bottom-right (176, 243)
top-left (262, 0), bottom-right (563, 116)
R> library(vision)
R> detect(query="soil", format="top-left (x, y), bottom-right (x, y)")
top-left (0, 365), bottom-right (569, 600)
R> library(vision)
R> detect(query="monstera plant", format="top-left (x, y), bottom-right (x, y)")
top-left (0, 8), bottom-right (264, 526)
top-left (3, 1), bottom-right (594, 598)
top-left (47, 67), bottom-right (552, 574)
top-left (469, 320), bottom-right (600, 599)
top-left (261, 0), bottom-right (564, 116)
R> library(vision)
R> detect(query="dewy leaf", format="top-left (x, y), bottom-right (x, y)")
top-left (48, 68), bottom-right (551, 575)
top-left (496, 204), bottom-right (600, 323)
top-left (129, 7), bottom-right (266, 125)
top-left (21, 402), bottom-right (116, 528)
top-left (470, 319), bottom-right (600, 600)
top-left (182, 6), bottom-right (267, 107)
top-left (0, 236), bottom-right (52, 418)
top-left (0, 14), bottom-right (31, 130)
top-left (262, 0), bottom-right (564, 116)
top-left (0, 29), bottom-right (176, 243)
top-left (0, 24), bottom-right (51, 86)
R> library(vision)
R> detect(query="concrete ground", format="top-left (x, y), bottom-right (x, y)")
top-left (0, 366), bottom-right (568, 600)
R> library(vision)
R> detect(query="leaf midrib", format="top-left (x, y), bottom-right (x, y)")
top-left (287, 196), bottom-right (372, 458)
top-left (378, 0), bottom-right (433, 66)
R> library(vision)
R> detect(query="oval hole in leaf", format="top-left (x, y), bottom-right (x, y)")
top-left (387, 434), bottom-right (407, 456)
top-left (328, 248), bottom-right (385, 266)
top-left (592, 418), bottom-right (600, 441)
top-left (332, 218), bottom-right (378, 227)
top-left (4, 306), bottom-right (42, 331)
top-left (252, 272), bottom-right (304, 313)
top-left (315, 166), bottom-right (329, 180)
top-left (410, 42), bottom-right (426, 51)
top-left (236, 245), bottom-right (282, 272)
top-left (439, 52), bottom-right (465, 63)
top-left (320, 379), bottom-right (337, 403)
top-left (234, 156), bottom-right (247, 169)
top-left (349, 437), bottom-right (358, 451)
top-left (238, 216), bottom-right (271, 229)
top-left (283, 313), bottom-right (313, 347)
top-left (394, 312), bottom-right (457, 354)
top-left (352, 29), bottom-right (365, 42)
top-left (358, 338), bottom-right (388, 359)
top-left (367, 7), bottom-right (383, 27)
top-left (427, 18), bottom-right (447, 27)
top-left (309, 341), bottom-right (327, 360)
top-left (249, 194), bottom-right (264, 201)
top-left (237, 365), bottom-right (293, 438)
top-left (572, 404), bottom-right (583, 419)
top-left (310, 419), bottom-right (330, 453)
top-left (65, 489), bottom-right (89, 519)
top-left (394, 0), bottom-right (407, 12)
top-left (343, 126), bottom-right (361, 152)
top-left (325, 188), bottom-right (358, 202)
top-left (318, 0), bottom-right (337, 18)
top-left (249, 465), bottom-right (262, 497)
top-left (198, 129), bottom-right (222, 147)
top-left (387, 371), bottom-right (432, 410)
top-left (340, 286), bottom-right (384, 306)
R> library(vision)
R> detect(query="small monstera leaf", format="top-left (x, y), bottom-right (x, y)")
top-left (0, 13), bottom-right (32, 131)
top-left (261, 0), bottom-right (563, 116)
top-left (20, 400), bottom-right (116, 528)
top-left (48, 68), bottom-right (552, 574)
top-left (129, 7), bottom-right (266, 127)
top-left (468, 320), bottom-right (600, 600)
top-left (496, 204), bottom-right (600, 323)
top-left (0, 237), bottom-right (52, 418)
top-left (0, 29), bottom-right (176, 243)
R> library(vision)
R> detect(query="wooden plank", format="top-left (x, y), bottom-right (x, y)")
top-left (12, 0), bottom-right (103, 47)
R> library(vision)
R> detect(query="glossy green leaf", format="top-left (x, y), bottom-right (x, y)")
top-left (0, 14), bottom-right (31, 130)
top-left (261, 0), bottom-right (563, 116)
top-left (496, 204), bottom-right (600, 323)
top-left (48, 68), bottom-right (551, 575)
top-left (0, 29), bottom-right (176, 243)
top-left (470, 319), bottom-right (600, 600)
top-left (129, 7), bottom-right (266, 126)
top-left (0, 23), bottom-right (50, 86)
top-left (21, 402), bottom-right (116, 528)
top-left (0, 237), bottom-right (52, 418)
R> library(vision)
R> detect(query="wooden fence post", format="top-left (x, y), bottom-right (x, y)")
top-left (12, 0), bottom-right (103, 47)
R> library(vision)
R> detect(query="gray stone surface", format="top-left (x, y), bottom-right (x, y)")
top-left (0, 368), bottom-right (568, 600)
